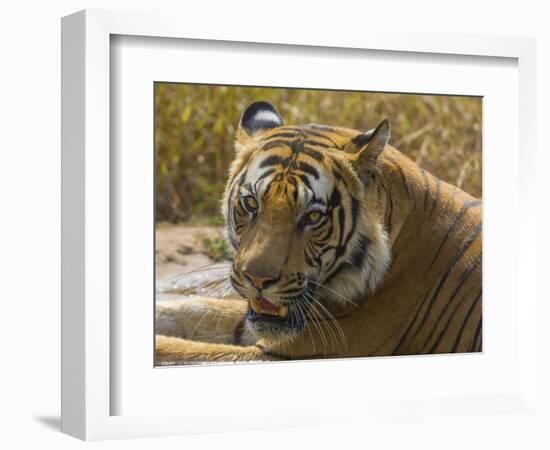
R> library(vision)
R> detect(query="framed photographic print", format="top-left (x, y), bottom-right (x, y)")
top-left (61, 9), bottom-right (538, 441)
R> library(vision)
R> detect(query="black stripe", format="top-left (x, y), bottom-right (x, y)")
top-left (259, 155), bottom-right (289, 168)
top-left (303, 139), bottom-right (331, 149)
top-left (297, 161), bottom-right (320, 179)
top-left (260, 140), bottom-right (293, 152)
top-left (256, 168), bottom-right (277, 183)
top-left (391, 159), bottom-right (412, 199)
top-left (427, 293), bottom-right (465, 353)
top-left (298, 173), bottom-right (313, 191)
top-left (323, 261), bottom-right (352, 285)
top-left (336, 207), bottom-right (346, 246)
top-left (228, 174), bottom-right (241, 202)
top-left (472, 318), bottom-right (482, 352)
top-left (333, 160), bottom-right (352, 191)
top-left (332, 168), bottom-right (344, 183)
top-left (236, 169), bottom-right (247, 187)
top-left (303, 130), bottom-right (340, 146)
top-left (338, 197), bottom-right (359, 250)
top-left (429, 199), bottom-right (482, 269)
top-left (309, 217), bottom-right (329, 233)
top-left (286, 174), bottom-right (297, 188)
top-left (451, 292), bottom-right (482, 353)
top-left (317, 216), bottom-right (334, 243)
top-left (230, 273), bottom-right (246, 289)
top-left (302, 147), bottom-right (325, 161)
top-left (325, 196), bottom-right (360, 276)
top-left (350, 234), bottom-right (370, 267)
top-left (379, 181), bottom-right (393, 235)
top-left (278, 286), bottom-right (304, 295)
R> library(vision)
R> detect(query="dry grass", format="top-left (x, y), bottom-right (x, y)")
top-left (155, 83), bottom-right (482, 222)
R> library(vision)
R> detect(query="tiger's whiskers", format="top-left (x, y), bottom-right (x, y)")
top-left (307, 279), bottom-right (358, 307)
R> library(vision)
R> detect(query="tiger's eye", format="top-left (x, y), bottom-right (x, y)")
top-left (306, 211), bottom-right (322, 223)
top-left (243, 196), bottom-right (258, 212)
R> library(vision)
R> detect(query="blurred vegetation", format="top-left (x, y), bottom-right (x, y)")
top-left (201, 236), bottom-right (232, 262)
top-left (155, 83), bottom-right (482, 223)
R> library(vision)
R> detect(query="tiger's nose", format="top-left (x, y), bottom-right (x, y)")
top-left (243, 272), bottom-right (276, 290)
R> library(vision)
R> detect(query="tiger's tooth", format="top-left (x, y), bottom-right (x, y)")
top-left (279, 306), bottom-right (288, 318)
top-left (250, 297), bottom-right (262, 313)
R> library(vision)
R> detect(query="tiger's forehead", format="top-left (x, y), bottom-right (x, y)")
top-left (261, 124), bottom-right (358, 149)
top-left (241, 125), bottom-right (350, 208)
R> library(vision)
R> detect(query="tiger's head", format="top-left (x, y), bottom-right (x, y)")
top-left (223, 102), bottom-right (391, 343)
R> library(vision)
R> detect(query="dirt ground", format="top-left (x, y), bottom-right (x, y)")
top-left (155, 224), bottom-right (226, 283)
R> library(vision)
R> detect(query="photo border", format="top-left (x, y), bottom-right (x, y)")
top-left (152, 80), bottom-right (484, 367)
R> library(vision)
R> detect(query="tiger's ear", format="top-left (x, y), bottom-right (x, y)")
top-left (347, 119), bottom-right (390, 174)
top-left (237, 101), bottom-right (284, 141)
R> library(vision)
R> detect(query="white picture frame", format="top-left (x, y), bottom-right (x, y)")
top-left (61, 9), bottom-right (538, 441)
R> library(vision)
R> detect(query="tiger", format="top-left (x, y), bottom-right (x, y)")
top-left (155, 101), bottom-right (482, 364)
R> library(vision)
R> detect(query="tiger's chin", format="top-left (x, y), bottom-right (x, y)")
top-left (245, 305), bottom-right (304, 344)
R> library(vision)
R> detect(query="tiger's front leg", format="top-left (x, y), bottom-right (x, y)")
top-left (155, 335), bottom-right (276, 364)
top-left (155, 297), bottom-right (257, 346)
top-left (155, 297), bottom-right (281, 364)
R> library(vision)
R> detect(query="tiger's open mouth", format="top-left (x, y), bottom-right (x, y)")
top-left (246, 296), bottom-right (306, 337)
top-left (249, 296), bottom-right (288, 319)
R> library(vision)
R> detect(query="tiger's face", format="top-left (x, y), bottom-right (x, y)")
top-left (223, 102), bottom-right (391, 343)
